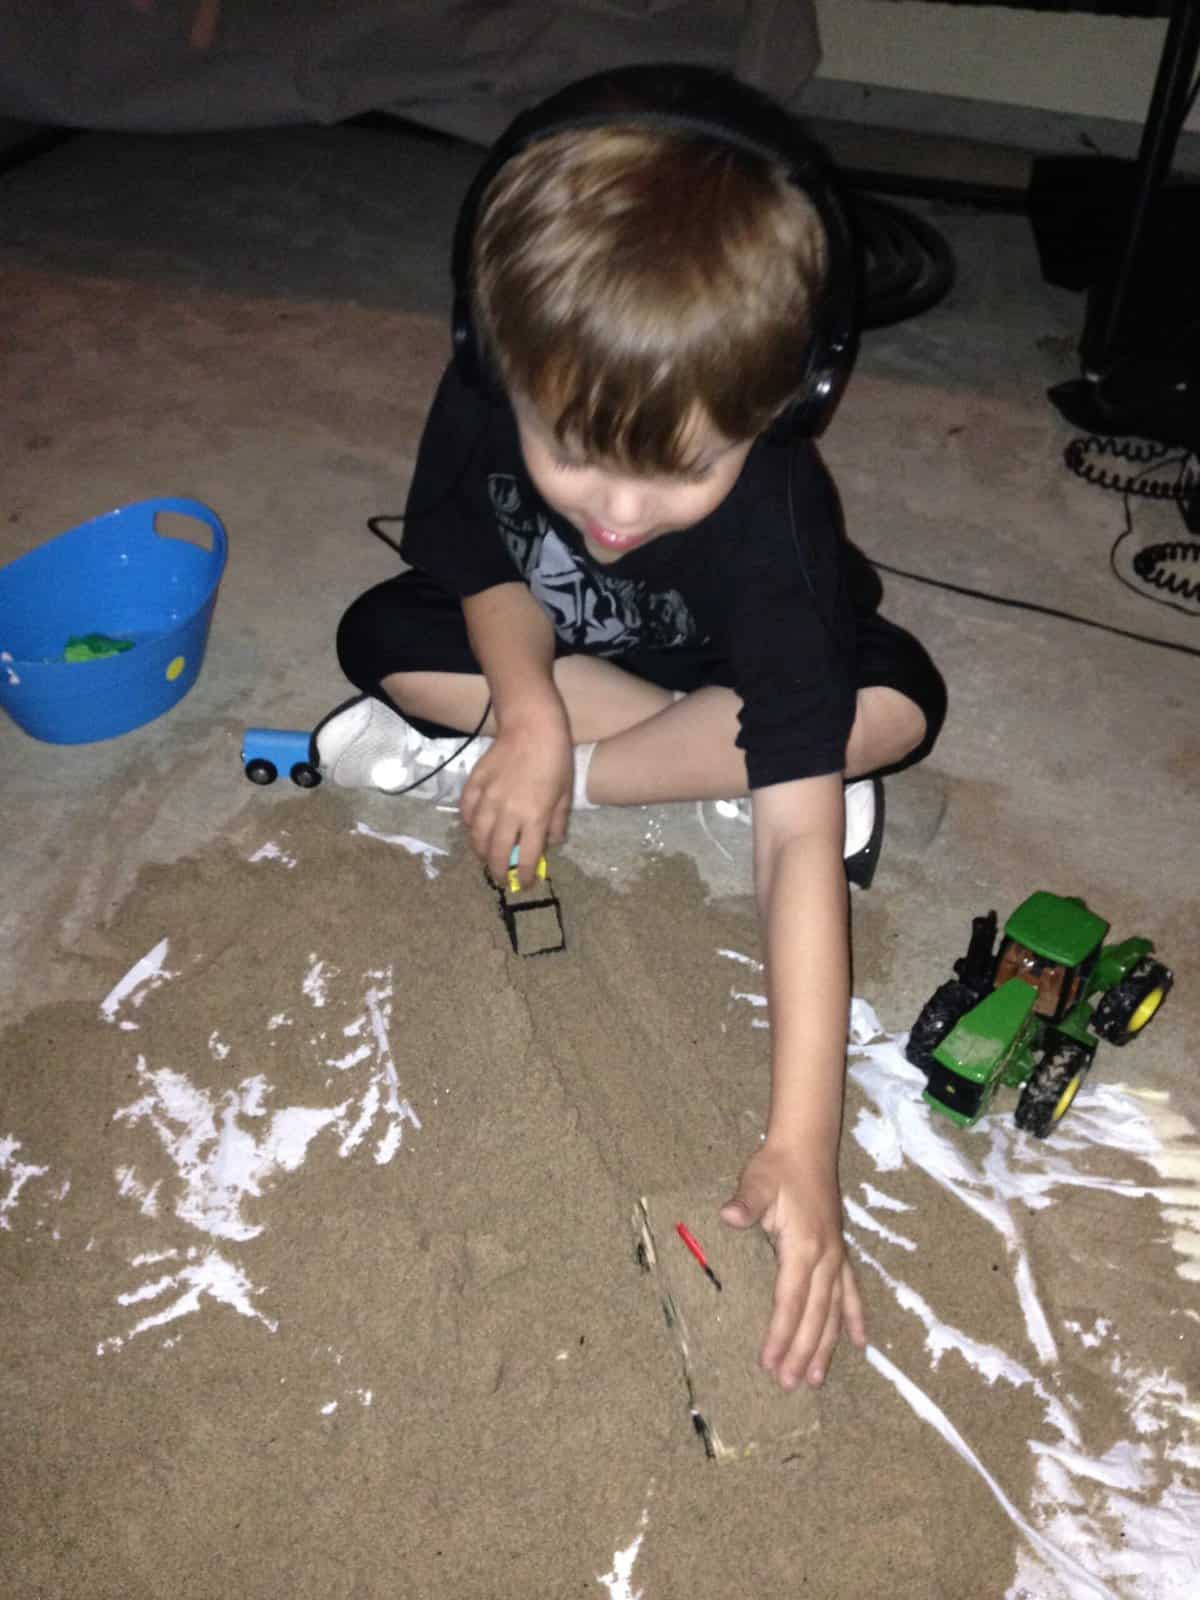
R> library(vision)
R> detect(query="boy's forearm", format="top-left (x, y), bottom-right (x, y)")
top-left (753, 799), bottom-right (850, 1166)
top-left (462, 583), bottom-right (561, 727)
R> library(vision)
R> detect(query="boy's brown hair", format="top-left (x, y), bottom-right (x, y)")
top-left (472, 125), bottom-right (829, 476)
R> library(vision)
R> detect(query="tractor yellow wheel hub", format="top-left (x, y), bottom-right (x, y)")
top-left (1053, 1072), bottom-right (1084, 1122)
top-left (1127, 987), bottom-right (1165, 1034)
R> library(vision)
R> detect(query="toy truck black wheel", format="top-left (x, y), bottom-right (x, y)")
top-left (244, 758), bottom-right (278, 786)
top-left (1092, 957), bottom-right (1173, 1046)
top-left (1014, 1037), bottom-right (1093, 1138)
top-left (906, 980), bottom-right (979, 1076)
top-left (289, 762), bottom-right (322, 789)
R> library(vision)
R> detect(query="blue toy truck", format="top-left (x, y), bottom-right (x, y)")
top-left (241, 728), bottom-right (321, 788)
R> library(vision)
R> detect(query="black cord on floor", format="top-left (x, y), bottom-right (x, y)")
top-left (866, 553), bottom-right (1200, 661)
top-left (367, 514), bottom-right (405, 555)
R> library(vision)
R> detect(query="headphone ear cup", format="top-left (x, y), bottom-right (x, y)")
top-left (761, 351), bottom-right (842, 443)
top-left (452, 292), bottom-right (502, 396)
top-left (451, 292), bottom-right (481, 388)
top-left (766, 287), bottom-right (859, 444)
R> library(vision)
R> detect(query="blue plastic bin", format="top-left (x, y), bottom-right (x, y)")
top-left (0, 498), bottom-right (227, 744)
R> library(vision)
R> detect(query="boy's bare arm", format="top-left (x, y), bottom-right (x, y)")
top-left (460, 584), bottom-right (573, 883)
top-left (720, 772), bottom-right (867, 1389)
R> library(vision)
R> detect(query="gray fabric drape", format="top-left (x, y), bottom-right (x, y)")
top-left (0, 1), bottom-right (821, 136)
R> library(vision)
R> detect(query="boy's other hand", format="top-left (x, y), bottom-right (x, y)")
top-left (720, 1145), bottom-right (866, 1391)
top-left (459, 702), bottom-right (573, 888)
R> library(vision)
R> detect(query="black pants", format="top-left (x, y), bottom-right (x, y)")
top-left (336, 560), bottom-right (947, 777)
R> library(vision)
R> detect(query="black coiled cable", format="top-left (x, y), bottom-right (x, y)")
top-left (1063, 433), bottom-right (1195, 503)
top-left (1064, 432), bottom-right (1200, 610)
top-left (1132, 537), bottom-right (1200, 604)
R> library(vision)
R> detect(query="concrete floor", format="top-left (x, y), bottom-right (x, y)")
top-left (2, 120), bottom-right (1196, 1128)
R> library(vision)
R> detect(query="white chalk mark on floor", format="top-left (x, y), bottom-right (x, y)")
top-left (98, 950), bottom-right (422, 1358)
top-left (248, 837), bottom-right (298, 869)
top-left (0, 1134), bottom-right (51, 1231)
top-left (353, 821), bottom-right (449, 878)
top-left (716, 947), bottom-right (763, 972)
top-left (99, 937), bottom-right (175, 1027)
top-left (865, 1345), bottom-right (1116, 1600)
top-left (97, 1245), bottom-right (278, 1355)
top-left (597, 1503), bottom-right (650, 1600)
top-left (113, 1062), bottom-right (346, 1242)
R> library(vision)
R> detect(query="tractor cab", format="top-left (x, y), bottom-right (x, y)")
top-left (995, 893), bottom-right (1109, 1024)
top-left (994, 940), bottom-right (1075, 1020)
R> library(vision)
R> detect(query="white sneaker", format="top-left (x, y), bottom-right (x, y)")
top-left (704, 778), bottom-right (884, 885)
top-left (314, 696), bottom-right (490, 800)
top-left (844, 776), bottom-right (884, 888)
top-left (843, 779), bottom-right (876, 858)
top-left (711, 797), bottom-right (752, 826)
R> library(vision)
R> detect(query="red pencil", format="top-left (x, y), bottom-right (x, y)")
top-left (676, 1221), bottom-right (723, 1292)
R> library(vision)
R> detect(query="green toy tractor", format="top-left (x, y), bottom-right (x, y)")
top-left (906, 891), bottom-right (1173, 1137)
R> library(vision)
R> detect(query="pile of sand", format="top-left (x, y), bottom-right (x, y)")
top-left (2, 792), bottom-right (1195, 1597)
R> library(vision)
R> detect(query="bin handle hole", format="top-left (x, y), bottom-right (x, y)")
top-left (153, 510), bottom-right (214, 552)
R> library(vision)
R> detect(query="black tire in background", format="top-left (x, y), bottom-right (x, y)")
top-left (855, 194), bottom-right (957, 331)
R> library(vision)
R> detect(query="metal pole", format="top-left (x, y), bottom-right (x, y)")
top-left (1079, 0), bottom-right (1200, 377)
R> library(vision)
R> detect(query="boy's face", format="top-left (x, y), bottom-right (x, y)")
top-left (512, 396), bottom-right (754, 565)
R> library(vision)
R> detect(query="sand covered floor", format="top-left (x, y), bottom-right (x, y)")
top-left (2, 792), bottom-right (1197, 1598)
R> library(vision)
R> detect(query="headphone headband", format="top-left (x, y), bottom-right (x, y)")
top-left (451, 63), bottom-right (859, 440)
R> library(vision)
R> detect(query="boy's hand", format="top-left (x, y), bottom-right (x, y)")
top-left (459, 700), bottom-right (573, 887)
top-left (720, 1143), bottom-right (866, 1391)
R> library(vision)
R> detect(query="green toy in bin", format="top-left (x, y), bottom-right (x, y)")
top-left (0, 498), bottom-right (227, 744)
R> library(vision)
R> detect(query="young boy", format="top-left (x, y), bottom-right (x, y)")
top-left (318, 68), bottom-right (945, 1392)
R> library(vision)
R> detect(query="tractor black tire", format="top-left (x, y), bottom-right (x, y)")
top-left (244, 758), bottom-right (278, 786)
top-left (1014, 1037), bottom-right (1093, 1138)
top-left (905, 980), bottom-right (980, 1076)
top-left (1092, 957), bottom-right (1173, 1046)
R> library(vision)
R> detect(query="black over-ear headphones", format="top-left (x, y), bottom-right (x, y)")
top-left (450, 62), bottom-right (859, 442)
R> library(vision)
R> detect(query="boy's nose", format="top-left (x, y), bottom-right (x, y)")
top-left (599, 480), bottom-right (649, 531)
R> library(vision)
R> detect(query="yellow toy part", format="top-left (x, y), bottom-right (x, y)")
top-left (506, 847), bottom-right (548, 894)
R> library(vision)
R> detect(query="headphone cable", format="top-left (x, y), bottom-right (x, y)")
top-left (383, 696), bottom-right (492, 798)
top-left (366, 513), bottom-right (405, 554)
top-left (358, 414), bottom-right (501, 784)
top-left (865, 553), bottom-right (1200, 661)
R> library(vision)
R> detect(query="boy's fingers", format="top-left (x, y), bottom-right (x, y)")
top-left (516, 827), bottom-right (547, 888)
top-left (760, 1246), bottom-right (814, 1375)
top-left (548, 794), bottom-right (570, 846)
top-left (459, 776), bottom-right (479, 825)
top-left (772, 1256), bottom-right (837, 1390)
top-left (471, 807), bottom-right (495, 866)
top-left (720, 1197), bottom-right (756, 1230)
top-left (803, 1290), bottom-right (843, 1388)
top-left (484, 815), bottom-right (516, 883)
top-left (719, 1168), bottom-right (773, 1231)
top-left (840, 1262), bottom-right (867, 1349)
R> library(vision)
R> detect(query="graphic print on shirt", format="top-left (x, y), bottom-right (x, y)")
top-left (487, 474), bottom-right (701, 653)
